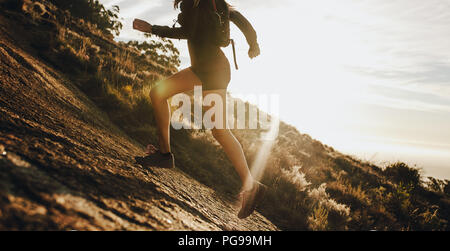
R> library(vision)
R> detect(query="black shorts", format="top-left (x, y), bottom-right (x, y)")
top-left (189, 47), bottom-right (231, 91)
top-left (191, 65), bottom-right (231, 91)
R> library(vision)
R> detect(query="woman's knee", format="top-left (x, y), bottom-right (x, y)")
top-left (150, 81), bottom-right (167, 104)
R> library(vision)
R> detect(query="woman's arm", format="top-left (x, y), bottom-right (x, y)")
top-left (133, 19), bottom-right (188, 39)
top-left (151, 25), bottom-right (189, 39)
top-left (229, 9), bottom-right (260, 58)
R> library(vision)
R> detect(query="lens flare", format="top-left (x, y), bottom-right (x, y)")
top-left (250, 116), bottom-right (280, 182)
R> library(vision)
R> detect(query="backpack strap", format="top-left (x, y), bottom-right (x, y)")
top-left (212, 0), bottom-right (217, 12)
top-left (231, 39), bottom-right (239, 70)
top-left (212, 0), bottom-right (239, 70)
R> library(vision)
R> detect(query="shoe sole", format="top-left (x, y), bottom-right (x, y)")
top-left (160, 158), bottom-right (175, 169)
top-left (238, 183), bottom-right (267, 219)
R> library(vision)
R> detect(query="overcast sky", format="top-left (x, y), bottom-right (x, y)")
top-left (101, 0), bottom-right (450, 179)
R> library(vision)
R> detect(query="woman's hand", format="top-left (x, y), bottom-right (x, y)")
top-left (248, 43), bottom-right (260, 59)
top-left (133, 19), bottom-right (152, 33)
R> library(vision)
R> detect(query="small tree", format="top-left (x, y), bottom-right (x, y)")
top-left (48, 0), bottom-right (122, 36)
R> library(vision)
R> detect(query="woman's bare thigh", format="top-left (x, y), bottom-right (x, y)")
top-left (152, 68), bottom-right (202, 100)
top-left (203, 89), bottom-right (228, 130)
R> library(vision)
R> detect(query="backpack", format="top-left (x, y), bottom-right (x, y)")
top-left (207, 0), bottom-right (231, 47)
top-left (177, 0), bottom-right (230, 47)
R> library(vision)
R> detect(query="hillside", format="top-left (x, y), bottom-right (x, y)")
top-left (1, 0), bottom-right (449, 231)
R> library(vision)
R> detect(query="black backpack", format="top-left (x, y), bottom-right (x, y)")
top-left (206, 0), bottom-right (231, 47)
top-left (177, 0), bottom-right (230, 47)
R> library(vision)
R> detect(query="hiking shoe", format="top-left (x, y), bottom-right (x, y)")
top-left (135, 151), bottom-right (175, 169)
top-left (237, 182), bottom-right (268, 219)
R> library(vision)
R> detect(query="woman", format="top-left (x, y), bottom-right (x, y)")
top-left (133, 0), bottom-right (264, 219)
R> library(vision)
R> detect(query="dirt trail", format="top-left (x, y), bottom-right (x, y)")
top-left (0, 37), bottom-right (277, 230)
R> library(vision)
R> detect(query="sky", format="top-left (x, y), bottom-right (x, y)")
top-left (100, 0), bottom-right (450, 179)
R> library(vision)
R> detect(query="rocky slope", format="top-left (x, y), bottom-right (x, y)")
top-left (2, 0), bottom-right (448, 231)
top-left (0, 32), bottom-right (277, 230)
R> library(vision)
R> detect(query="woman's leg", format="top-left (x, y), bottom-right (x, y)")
top-left (203, 89), bottom-right (255, 192)
top-left (150, 68), bottom-right (200, 153)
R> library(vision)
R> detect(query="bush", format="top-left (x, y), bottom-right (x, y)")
top-left (48, 0), bottom-right (122, 35)
top-left (384, 162), bottom-right (421, 189)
